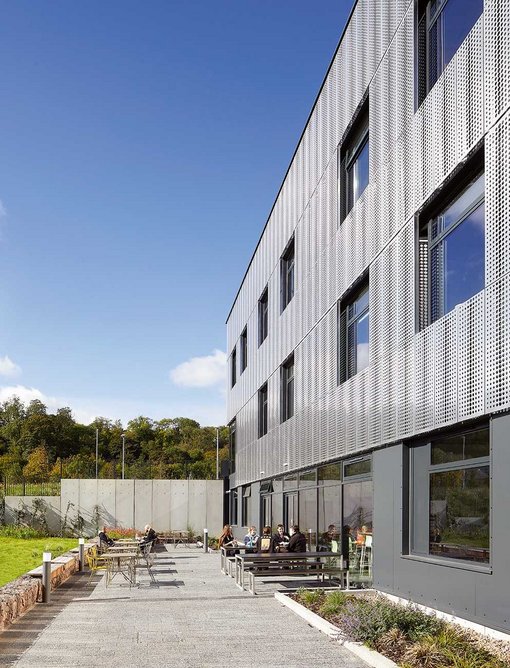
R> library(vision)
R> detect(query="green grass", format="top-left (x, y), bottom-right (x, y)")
top-left (0, 537), bottom-right (77, 587)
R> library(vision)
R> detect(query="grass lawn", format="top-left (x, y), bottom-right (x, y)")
top-left (0, 538), bottom-right (78, 587)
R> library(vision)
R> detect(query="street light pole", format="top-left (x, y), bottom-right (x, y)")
top-left (95, 428), bottom-right (99, 480)
top-left (121, 433), bottom-right (126, 480)
top-left (216, 427), bottom-right (219, 480)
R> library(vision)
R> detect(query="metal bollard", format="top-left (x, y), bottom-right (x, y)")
top-left (203, 528), bottom-right (209, 553)
top-left (78, 537), bottom-right (85, 572)
top-left (42, 552), bottom-right (52, 603)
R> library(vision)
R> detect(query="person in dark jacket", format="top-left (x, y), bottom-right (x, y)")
top-left (98, 526), bottom-right (114, 550)
top-left (287, 525), bottom-right (307, 553)
top-left (272, 524), bottom-right (290, 552)
top-left (140, 524), bottom-right (157, 547)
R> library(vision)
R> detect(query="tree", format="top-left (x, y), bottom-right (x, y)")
top-left (23, 446), bottom-right (50, 482)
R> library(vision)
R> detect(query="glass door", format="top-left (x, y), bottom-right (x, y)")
top-left (342, 479), bottom-right (373, 587)
top-left (284, 492), bottom-right (298, 532)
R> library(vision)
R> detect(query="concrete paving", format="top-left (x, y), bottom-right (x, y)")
top-left (0, 546), bottom-right (367, 668)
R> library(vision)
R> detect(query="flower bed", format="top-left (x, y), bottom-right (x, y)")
top-left (291, 589), bottom-right (510, 667)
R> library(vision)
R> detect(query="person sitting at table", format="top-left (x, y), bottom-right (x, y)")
top-left (272, 524), bottom-right (290, 552)
top-left (287, 525), bottom-right (307, 553)
top-left (98, 526), bottom-right (114, 551)
top-left (140, 524), bottom-right (157, 549)
top-left (218, 524), bottom-right (235, 548)
top-left (243, 526), bottom-right (260, 552)
top-left (356, 524), bottom-right (370, 546)
top-left (259, 526), bottom-right (272, 553)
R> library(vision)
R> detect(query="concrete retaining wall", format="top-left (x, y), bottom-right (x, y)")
top-left (5, 479), bottom-right (223, 537)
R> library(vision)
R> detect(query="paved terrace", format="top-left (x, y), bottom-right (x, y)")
top-left (0, 546), bottom-right (366, 668)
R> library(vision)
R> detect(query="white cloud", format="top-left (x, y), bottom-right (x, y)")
top-left (170, 349), bottom-right (227, 388)
top-left (0, 384), bottom-right (59, 409)
top-left (0, 356), bottom-right (22, 378)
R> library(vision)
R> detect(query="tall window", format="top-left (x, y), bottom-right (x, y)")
top-left (240, 327), bottom-right (248, 374)
top-left (338, 281), bottom-right (369, 383)
top-left (281, 355), bottom-right (295, 422)
top-left (339, 100), bottom-right (369, 223)
top-left (419, 169), bottom-right (484, 328)
top-left (230, 488), bottom-right (238, 526)
top-left (258, 287), bottom-right (269, 345)
top-left (410, 427), bottom-right (490, 563)
top-left (231, 347), bottom-right (237, 387)
top-left (417, 0), bottom-right (483, 105)
top-left (258, 384), bottom-right (268, 437)
top-left (280, 238), bottom-right (295, 312)
top-left (242, 485), bottom-right (251, 527)
top-left (229, 419), bottom-right (236, 474)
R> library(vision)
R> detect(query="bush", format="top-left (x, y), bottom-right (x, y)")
top-left (105, 527), bottom-right (137, 539)
top-left (0, 525), bottom-right (41, 539)
top-left (319, 590), bottom-right (348, 618)
top-left (296, 588), bottom-right (325, 607)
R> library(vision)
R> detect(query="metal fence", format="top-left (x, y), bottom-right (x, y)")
top-left (2, 479), bottom-right (61, 497)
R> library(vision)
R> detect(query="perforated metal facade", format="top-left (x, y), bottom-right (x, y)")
top-left (226, 0), bottom-right (510, 490)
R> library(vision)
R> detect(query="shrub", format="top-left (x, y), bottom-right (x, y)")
top-left (401, 637), bottom-right (447, 668)
top-left (319, 590), bottom-right (347, 618)
top-left (105, 527), bottom-right (137, 539)
top-left (0, 525), bottom-right (41, 539)
top-left (296, 588), bottom-right (325, 607)
top-left (375, 628), bottom-right (409, 663)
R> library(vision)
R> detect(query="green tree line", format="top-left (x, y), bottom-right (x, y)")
top-left (0, 397), bottom-right (229, 481)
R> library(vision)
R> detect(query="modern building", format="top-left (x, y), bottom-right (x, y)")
top-left (226, 0), bottom-right (510, 634)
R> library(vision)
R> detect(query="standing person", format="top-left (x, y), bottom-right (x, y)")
top-left (287, 525), bottom-right (307, 553)
top-left (218, 524), bottom-right (235, 548)
top-left (272, 524), bottom-right (290, 552)
top-left (243, 526), bottom-right (260, 551)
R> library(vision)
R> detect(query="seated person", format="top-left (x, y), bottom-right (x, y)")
top-left (98, 526), bottom-right (114, 550)
top-left (319, 523), bottom-right (339, 550)
top-left (272, 524), bottom-right (290, 552)
top-left (287, 525), bottom-right (307, 553)
top-left (218, 524), bottom-right (235, 548)
top-left (140, 524), bottom-right (157, 548)
top-left (355, 524), bottom-right (370, 546)
top-left (259, 526), bottom-right (272, 553)
top-left (243, 526), bottom-right (260, 551)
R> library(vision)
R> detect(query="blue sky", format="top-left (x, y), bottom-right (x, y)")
top-left (0, 0), bottom-right (353, 427)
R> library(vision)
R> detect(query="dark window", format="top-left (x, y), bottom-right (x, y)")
top-left (258, 384), bottom-right (268, 438)
top-left (281, 355), bottom-right (295, 422)
top-left (410, 426), bottom-right (490, 564)
top-left (318, 463), bottom-right (342, 485)
top-left (230, 488), bottom-right (238, 526)
top-left (240, 328), bottom-right (248, 374)
top-left (339, 100), bottom-right (369, 223)
top-left (281, 238), bottom-right (295, 312)
top-left (258, 287), bottom-right (269, 345)
top-left (417, 0), bottom-right (483, 105)
top-left (229, 419), bottom-right (236, 474)
top-left (419, 170), bottom-right (484, 328)
top-left (242, 485), bottom-right (251, 526)
top-left (338, 281), bottom-right (369, 383)
top-left (344, 457), bottom-right (372, 478)
top-left (231, 348), bottom-right (237, 388)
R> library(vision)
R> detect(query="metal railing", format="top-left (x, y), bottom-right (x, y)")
top-left (2, 479), bottom-right (61, 496)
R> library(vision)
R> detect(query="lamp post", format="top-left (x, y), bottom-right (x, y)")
top-left (121, 433), bottom-right (126, 480)
top-left (216, 427), bottom-right (220, 480)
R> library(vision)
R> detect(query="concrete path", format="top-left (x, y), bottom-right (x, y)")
top-left (0, 547), bottom-right (366, 668)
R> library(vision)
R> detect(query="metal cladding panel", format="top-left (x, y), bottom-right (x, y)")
top-left (456, 18), bottom-right (485, 158)
top-left (228, 1), bottom-right (507, 487)
top-left (486, 112), bottom-right (510, 285)
top-left (485, 0), bottom-right (510, 127)
top-left (457, 291), bottom-right (485, 419)
top-left (486, 274), bottom-right (510, 412)
top-left (434, 310), bottom-right (458, 427)
top-left (414, 328), bottom-right (435, 434)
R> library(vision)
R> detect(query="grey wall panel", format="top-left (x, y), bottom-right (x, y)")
top-left (134, 479), bottom-right (153, 529)
top-left (115, 480), bottom-right (135, 528)
top-left (152, 480), bottom-right (171, 532)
